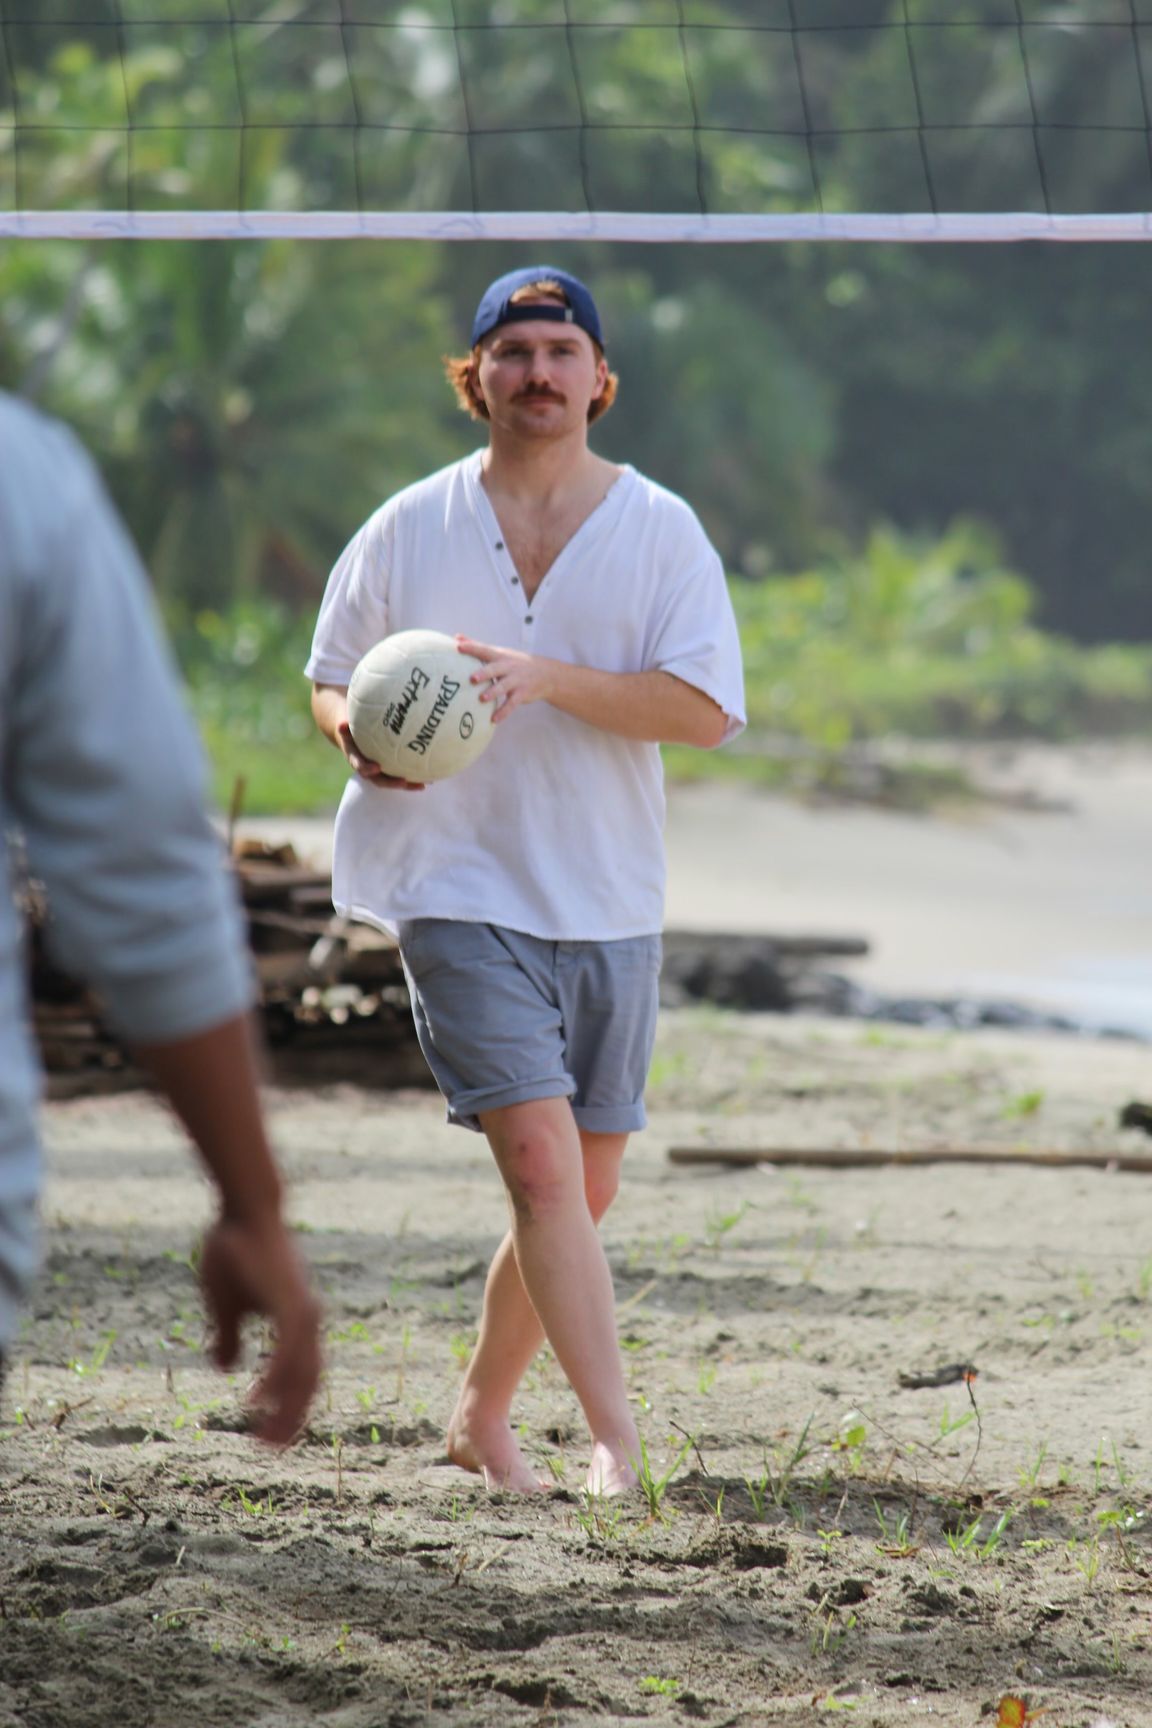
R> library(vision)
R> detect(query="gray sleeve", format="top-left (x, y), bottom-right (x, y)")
top-left (6, 421), bottom-right (254, 1043)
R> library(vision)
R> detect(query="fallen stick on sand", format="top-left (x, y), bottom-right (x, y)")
top-left (667, 1145), bottom-right (1152, 1173)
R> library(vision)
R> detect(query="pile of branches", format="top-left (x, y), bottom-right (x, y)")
top-left (22, 835), bottom-right (876, 1098)
top-left (24, 840), bottom-right (430, 1097)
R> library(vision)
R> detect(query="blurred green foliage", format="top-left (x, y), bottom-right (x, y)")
top-left (734, 521), bottom-right (1152, 745)
top-left (5, 5), bottom-right (1152, 645)
top-left (170, 599), bottom-right (348, 816)
top-left (5, 7), bottom-right (1152, 815)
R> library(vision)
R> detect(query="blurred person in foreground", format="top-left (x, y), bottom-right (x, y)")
top-left (0, 389), bottom-right (321, 1444)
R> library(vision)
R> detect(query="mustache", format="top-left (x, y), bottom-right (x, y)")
top-left (514, 387), bottom-right (566, 403)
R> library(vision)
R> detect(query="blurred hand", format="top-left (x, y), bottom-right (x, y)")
top-left (199, 1214), bottom-right (323, 1446)
top-left (337, 719), bottom-right (426, 791)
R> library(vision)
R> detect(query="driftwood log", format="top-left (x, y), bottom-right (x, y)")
top-left (658, 928), bottom-right (868, 1011)
top-left (27, 840), bottom-right (430, 1096)
top-left (668, 1145), bottom-right (1152, 1174)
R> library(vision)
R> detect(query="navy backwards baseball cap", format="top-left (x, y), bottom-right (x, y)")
top-left (470, 265), bottom-right (604, 351)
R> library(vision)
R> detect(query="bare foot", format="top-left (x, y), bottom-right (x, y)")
top-left (585, 1439), bottom-right (638, 1498)
top-left (446, 1416), bottom-right (549, 1494)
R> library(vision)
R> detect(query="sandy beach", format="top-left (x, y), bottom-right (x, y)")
top-left (4, 1012), bottom-right (1152, 1726)
top-left (664, 743), bottom-right (1152, 1038)
top-left (4, 747), bottom-right (1152, 1727)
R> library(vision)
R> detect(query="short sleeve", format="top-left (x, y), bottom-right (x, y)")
top-left (305, 505), bottom-right (394, 685)
top-left (646, 532), bottom-right (746, 744)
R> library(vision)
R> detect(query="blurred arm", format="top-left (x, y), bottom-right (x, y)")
top-left (133, 1013), bottom-right (321, 1446)
top-left (3, 404), bottom-right (321, 1439)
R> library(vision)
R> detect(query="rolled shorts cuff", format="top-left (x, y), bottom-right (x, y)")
top-left (448, 1077), bottom-right (576, 1134)
top-left (571, 1101), bottom-right (648, 1134)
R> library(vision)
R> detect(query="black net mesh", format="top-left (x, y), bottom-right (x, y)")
top-left (3, 3), bottom-right (1152, 234)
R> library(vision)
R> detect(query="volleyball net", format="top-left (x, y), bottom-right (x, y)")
top-left (2, 3), bottom-right (1152, 241)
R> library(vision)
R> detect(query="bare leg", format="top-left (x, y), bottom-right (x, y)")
top-left (445, 1233), bottom-right (551, 1492)
top-left (446, 1110), bottom-right (635, 1493)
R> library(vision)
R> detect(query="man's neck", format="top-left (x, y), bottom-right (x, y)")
top-left (481, 430), bottom-right (602, 506)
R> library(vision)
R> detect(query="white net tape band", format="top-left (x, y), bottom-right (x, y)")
top-left (3, 210), bottom-right (1152, 243)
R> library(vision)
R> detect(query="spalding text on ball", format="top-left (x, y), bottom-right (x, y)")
top-left (346, 629), bottom-right (495, 783)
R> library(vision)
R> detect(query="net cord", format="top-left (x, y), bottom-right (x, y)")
top-left (3, 210), bottom-right (1151, 241)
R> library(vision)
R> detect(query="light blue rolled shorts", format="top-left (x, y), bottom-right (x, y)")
top-left (396, 920), bottom-right (662, 1134)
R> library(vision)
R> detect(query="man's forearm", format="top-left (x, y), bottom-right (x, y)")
top-left (132, 1013), bottom-right (283, 1226)
top-left (311, 683), bottom-right (349, 748)
top-left (544, 663), bottom-right (728, 748)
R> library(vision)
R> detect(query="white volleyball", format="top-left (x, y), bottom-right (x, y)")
top-left (346, 629), bottom-right (495, 783)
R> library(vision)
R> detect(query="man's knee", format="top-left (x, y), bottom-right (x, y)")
top-left (486, 1109), bottom-right (578, 1221)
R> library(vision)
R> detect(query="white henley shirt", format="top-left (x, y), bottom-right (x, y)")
top-left (306, 452), bottom-right (746, 941)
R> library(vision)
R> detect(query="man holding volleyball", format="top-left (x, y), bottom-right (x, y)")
top-left (309, 266), bottom-right (745, 1494)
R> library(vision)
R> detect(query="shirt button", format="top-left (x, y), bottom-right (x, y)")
top-left (525, 614), bottom-right (534, 624)
top-left (495, 540), bottom-right (504, 550)
top-left (511, 576), bottom-right (520, 586)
